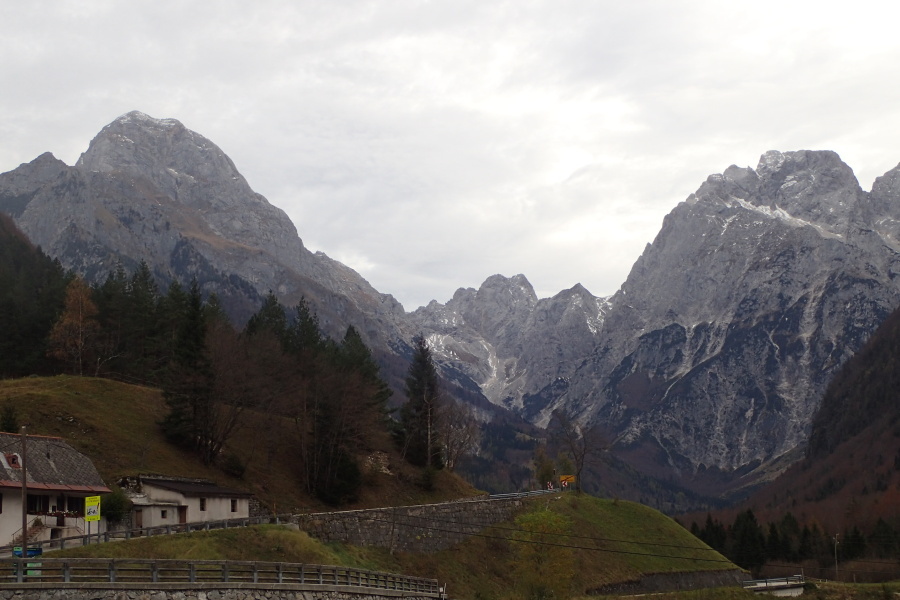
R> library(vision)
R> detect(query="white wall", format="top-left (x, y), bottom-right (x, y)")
top-left (137, 484), bottom-right (250, 525)
top-left (0, 490), bottom-right (106, 547)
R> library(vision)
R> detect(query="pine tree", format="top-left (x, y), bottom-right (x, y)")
top-left (160, 280), bottom-right (214, 460)
top-left (338, 325), bottom-right (392, 411)
top-left (245, 292), bottom-right (289, 342)
top-left (398, 334), bottom-right (443, 469)
top-left (730, 509), bottom-right (767, 575)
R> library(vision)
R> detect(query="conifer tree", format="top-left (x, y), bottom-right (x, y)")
top-left (398, 334), bottom-right (443, 468)
top-left (160, 280), bottom-right (215, 460)
top-left (245, 292), bottom-right (289, 343)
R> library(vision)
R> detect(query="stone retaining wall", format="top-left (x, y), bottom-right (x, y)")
top-left (293, 496), bottom-right (524, 553)
top-left (0, 585), bottom-right (439, 600)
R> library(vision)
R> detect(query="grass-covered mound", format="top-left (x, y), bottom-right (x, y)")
top-left (49, 493), bottom-right (737, 599)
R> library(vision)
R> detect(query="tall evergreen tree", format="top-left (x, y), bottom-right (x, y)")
top-left (245, 292), bottom-right (289, 342)
top-left (286, 298), bottom-right (324, 354)
top-left (338, 325), bottom-right (392, 411)
top-left (160, 280), bottom-right (215, 460)
top-left (729, 509), bottom-right (767, 575)
top-left (398, 334), bottom-right (443, 469)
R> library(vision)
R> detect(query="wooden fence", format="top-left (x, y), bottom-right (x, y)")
top-left (0, 557), bottom-right (443, 596)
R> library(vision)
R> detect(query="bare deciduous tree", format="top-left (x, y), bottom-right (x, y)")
top-left (548, 409), bottom-right (607, 493)
top-left (440, 398), bottom-right (480, 472)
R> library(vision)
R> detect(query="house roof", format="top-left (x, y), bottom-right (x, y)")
top-left (139, 476), bottom-right (252, 498)
top-left (0, 433), bottom-right (110, 494)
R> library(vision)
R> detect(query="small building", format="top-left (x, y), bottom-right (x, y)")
top-left (0, 432), bottom-right (111, 547)
top-left (122, 475), bottom-right (252, 529)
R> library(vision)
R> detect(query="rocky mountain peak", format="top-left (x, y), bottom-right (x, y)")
top-left (755, 150), bottom-right (863, 231)
top-left (476, 273), bottom-right (537, 306)
top-left (75, 111), bottom-right (263, 215)
top-left (0, 153), bottom-right (69, 217)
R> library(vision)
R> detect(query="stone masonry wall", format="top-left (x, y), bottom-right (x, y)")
top-left (0, 586), bottom-right (439, 600)
top-left (292, 497), bottom-right (524, 553)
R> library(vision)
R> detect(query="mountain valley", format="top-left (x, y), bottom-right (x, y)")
top-left (4, 111), bottom-right (900, 507)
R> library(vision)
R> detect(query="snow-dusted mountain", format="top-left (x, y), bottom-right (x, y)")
top-left (4, 112), bottom-right (900, 500)
top-left (416, 150), bottom-right (900, 497)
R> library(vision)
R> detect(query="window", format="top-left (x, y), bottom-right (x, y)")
top-left (5, 454), bottom-right (20, 468)
top-left (230, 498), bottom-right (237, 513)
top-left (26, 494), bottom-right (49, 514)
top-left (200, 498), bottom-right (207, 511)
top-left (161, 509), bottom-right (168, 519)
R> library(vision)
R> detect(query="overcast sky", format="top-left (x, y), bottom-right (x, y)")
top-left (3, 1), bottom-right (900, 310)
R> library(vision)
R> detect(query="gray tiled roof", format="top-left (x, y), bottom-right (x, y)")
top-left (0, 433), bottom-right (109, 493)
top-left (140, 476), bottom-right (251, 498)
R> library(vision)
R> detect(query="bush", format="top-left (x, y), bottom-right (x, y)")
top-left (221, 452), bottom-right (246, 479)
top-left (418, 466), bottom-right (437, 491)
top-left (101, 487), bottom-right (132, 525)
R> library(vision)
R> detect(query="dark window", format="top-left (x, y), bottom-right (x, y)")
top-left (5, 454), bottom-right (19, 468)
top-left (26, 495), bottom-right (49, 513)
top-left (200, 498), bottom-right (207, 511)
top-left (230, 498), bottom-right (237, 512)
top-left (161, 509), bottom-right (168, 519)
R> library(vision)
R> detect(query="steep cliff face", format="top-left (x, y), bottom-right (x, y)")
top-left (555, 151), bottom-right (900, 492)
top-left (413, 151), bottom-right (900, 496)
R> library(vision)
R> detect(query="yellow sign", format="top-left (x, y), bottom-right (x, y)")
top-left (85, 496), bottom-right (101, 522)
top-left (560, 475), bottom-right (575, 484)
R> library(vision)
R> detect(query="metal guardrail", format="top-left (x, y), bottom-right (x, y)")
top-left (742, 574), bottom-right (805, 590)
top-left (0, 558), bottom-right (444, 596)
top-left (487, 489), bottom-right (562, 500)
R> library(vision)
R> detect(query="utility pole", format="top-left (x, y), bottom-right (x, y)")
top-left (833, 533), bottom-right (840, 581)
top-left (20, 425), bottom-right (27, 557)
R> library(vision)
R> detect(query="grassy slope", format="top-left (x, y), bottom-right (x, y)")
top-left (0, 375), bottom-right (477, 511)
top-left (5, 376), bottom-right (745, 597)
top-left (48, 494), bottom-right (737, 599)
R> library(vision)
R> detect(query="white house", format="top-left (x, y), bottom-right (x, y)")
top-left (0, 432), bottom-right (111, 548)
top-left (124, 475), bottom-right (252, 529)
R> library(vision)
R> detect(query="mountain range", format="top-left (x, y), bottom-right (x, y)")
top-left (3, 111), bottom-right (900, 504)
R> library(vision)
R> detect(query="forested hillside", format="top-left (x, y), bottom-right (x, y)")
top-left (0, 215), bottom-right (479, 508)
top-left (0, 213), bottom-right (70, 377)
